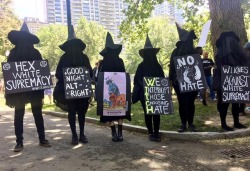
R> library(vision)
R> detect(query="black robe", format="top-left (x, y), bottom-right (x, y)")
top-left (5, 48), bottom-right (44, 108)
top-left (132, 62), bottom-right (164, 104)
top-left (53, 52), bottom-right (92, 111)
top-left (98, 56), bottom-right (131, 122)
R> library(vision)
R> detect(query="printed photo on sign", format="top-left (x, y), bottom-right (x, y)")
top-left (2, 60), bottom-right (52, 94)
top-left (103, 72), bottom-right (126, 116)
top-left (143, 77), bottom-right (174, 115)
top-left (221, 66), bottom-right (250, 103)
top-left (173, 54), bottom-right (206, 92)
top-left (63, 66), bottom-right (93, 99)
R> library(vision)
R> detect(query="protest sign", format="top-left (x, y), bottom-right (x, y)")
top-left (221, 65), bottom-right (250, 103)
top-left (197, 20), bottom-right (212, 47)
top-left (97, 72), bottom-right (131, 117)
top-left (143, 77), bottom-right (173, 115)
top-left (173, 54), bottom-right (206, 93)
top-left (2, 60), bottom-right (52, 94)
top-left (63, 66), bottom-right (92, 99)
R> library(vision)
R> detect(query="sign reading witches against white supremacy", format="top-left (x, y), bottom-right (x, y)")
top-left (63, 67), bottom-right (92, 99)
top-left (2, 60), bottom-right (52, 94)
top-left (143, 77), bottom-right (174, 115)
top-left (221, 66), bottom-right (250, 103)
top-left (173, 54), bottom-right (206, 93)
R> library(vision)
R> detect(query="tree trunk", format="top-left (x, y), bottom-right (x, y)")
top-left (209, 0), bottom-right (248, 53)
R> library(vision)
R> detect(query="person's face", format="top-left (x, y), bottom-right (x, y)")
top-left (203, 52), bottom-right (208, 59)
top-left (95, 62), bottom-right (99, 67)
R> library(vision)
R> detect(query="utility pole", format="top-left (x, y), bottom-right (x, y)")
top-left (66, 0), bottom-right (72, 35)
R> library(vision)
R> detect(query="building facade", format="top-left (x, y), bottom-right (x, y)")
top-left (153, 0), bottom-right (184, 24)
top-left (23, 17), bottom-right (48, 34)
top-left (45, 0), bottom-right (127, 41)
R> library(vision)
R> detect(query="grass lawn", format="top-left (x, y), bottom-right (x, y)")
top-left (41, 96), bottom-right (239, 132)
top-left (2, 93), bottom-right (249, 132)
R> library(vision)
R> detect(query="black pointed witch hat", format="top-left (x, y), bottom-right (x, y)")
top-left (59, 25), bottom-right (86, 51)
top-left (139, 34), bottom-right (160, 58)
top-left (100, 32), bottom-right (122, 57)
top-left (8, 21), bottom-right (40, 45)
top-left (175, 22), bottom-right (197, 42)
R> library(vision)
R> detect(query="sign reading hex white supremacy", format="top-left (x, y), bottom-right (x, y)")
top-left (143, 77), bottom-right (174, 115)
top-left (2, 60), bottom-right (52, 94)
top-left (221, 66), bottom-right (250, 103)
top-left (63, 67), bottom-right (92, 99)
top-left (173, 54), bottom-right (206, 92)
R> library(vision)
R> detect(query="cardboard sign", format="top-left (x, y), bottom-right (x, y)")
top-left (2, 60), bottom-right (52, 94)
top-left (97, 72), bottom-right (131, 117)
top-left (221, 66), bottom-right (250, 103)
top-left (63, 66), bottom-right (92, 99)
top-left (173, 54), bottom-right (206, 92)
top-left (197, 20), bottom-right (212, 47)
top-left (143, 77), bottom-right (174, 115)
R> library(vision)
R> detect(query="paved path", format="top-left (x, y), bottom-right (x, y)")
top-left (0, 109), bottom-right (250, 171)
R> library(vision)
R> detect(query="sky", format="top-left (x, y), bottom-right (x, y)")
top-left (13, 0), bottom-right (46, 22)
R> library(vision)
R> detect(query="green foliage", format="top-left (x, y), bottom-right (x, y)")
top-left (36, 25), bottom-right (67, 72)
top-left (123, 16), bottom-right (178, 74)
top-left (0, 0), bottom-right (20, 56)
top-left (120, 0), bottom-right (164, 43)
top-left (0, 54), bottom-right (7, 78)
top-left (76, 17), bottom-right (107, 64)
top-left (120, 0), bottom-right (249, 56)
top-left (247, 24), bottom-right (250, 40)
top-left (36, 17), bottom-right (107, 71)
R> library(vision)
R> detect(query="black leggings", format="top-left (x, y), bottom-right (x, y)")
top-left (67, 99), bottom-right (89, 137)
top-left (141, 101), bottom-right (160, 135)
top-left (173, 83), bottom-right (197, 126)
top-left (14, 99), bottom-right (45, 144)
top-left (217, 91), bottom-right (240, 127)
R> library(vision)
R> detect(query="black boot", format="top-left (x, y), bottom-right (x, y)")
top-left (111, 125), bottom-right (118, 142)
top-left (221, 124), bottom-right (234, 131)
top-left (117, 125), bottom-right (123, 142)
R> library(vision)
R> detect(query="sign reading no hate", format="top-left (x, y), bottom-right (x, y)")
top-left (63, 66), bottom-right (92, 99)
top-left (173, 54), bottom-right (206, 93)
top-left (221, 65), bottom-right (250, 103)
top-left (143, 77), bottom-right (174, 115)
top-left (2, 60), bottom-right (52, 94)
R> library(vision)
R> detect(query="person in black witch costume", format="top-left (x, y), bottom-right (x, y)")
top-left (169, 23), bottom-right (198, 133)
top-left (132, 35), bottom-right (164, 142)
top-left (214, 32), bottom-right (248, 131)
top-left (98, 32), bottom-right (131, 142)
top-left (55, 25), bottom-right (92, 144)
top-left (6, 22), bottom-right (51, 152)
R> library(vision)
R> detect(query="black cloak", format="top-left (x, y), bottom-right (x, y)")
top-left (5, 22), bottom-right (44, 108)
top-left (98, 32), bottom-right (131, 122)
top-left (132, 35), bottom-right (164, 104)
top-left (53, 25), bottom-right (92, 111)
